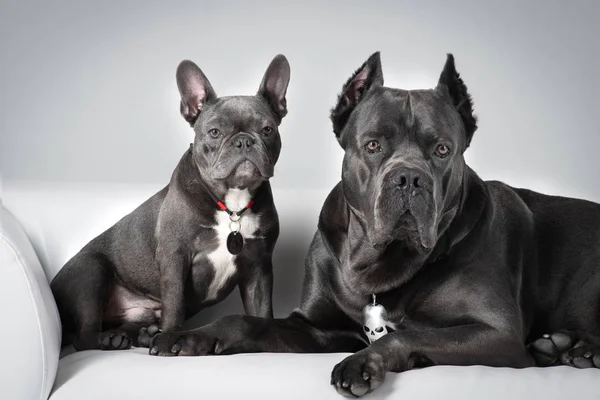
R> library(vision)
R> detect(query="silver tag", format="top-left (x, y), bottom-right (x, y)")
top-left (362, 294), bottom-right (389, 343)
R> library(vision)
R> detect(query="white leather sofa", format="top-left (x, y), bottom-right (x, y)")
top-left (2, 180), bottom-right (600, 400)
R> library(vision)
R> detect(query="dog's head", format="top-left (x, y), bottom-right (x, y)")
top-left (331, 53), bottom-right (476, 255)
top-left (177, 55), bottom-right (290, 190)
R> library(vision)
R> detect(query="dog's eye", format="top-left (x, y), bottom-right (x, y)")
top-left (375, 327), bottom-right (384, 333)
top-left (364, 326), bottom-right (370, 333)
top-left (208, 128), bottom-right (222, 139)
top-left (365, 140), bottom-right (382, 153)
top-left (435, 144), bottom-right (451, 158)
top-left (261, 126), bottom-right (274, 137)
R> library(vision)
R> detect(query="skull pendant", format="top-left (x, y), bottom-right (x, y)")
top-left (362, 299), bottom-right (389, 343)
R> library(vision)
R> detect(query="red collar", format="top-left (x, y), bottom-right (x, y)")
top-left (216, 199), bottom-right (255, 217)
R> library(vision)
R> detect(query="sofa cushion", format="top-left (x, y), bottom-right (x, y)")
top-left (0, 207), bottom-right (61, 400)
top-left (50, 348), bottom-right (600, 399)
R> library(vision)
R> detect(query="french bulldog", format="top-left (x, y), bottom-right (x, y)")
top-left (50, 54), bottom-right (290, 351)
top-left (144, 53), bottom-right (600, 397)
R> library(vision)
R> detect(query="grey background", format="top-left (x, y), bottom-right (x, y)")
top-left (1, 1), bottom-right (599, 321)
top-left (2, 0), bottom-right (599, 198)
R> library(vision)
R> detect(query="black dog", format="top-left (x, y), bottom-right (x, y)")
top-left (50, 54), bottom-right (290, 351)
top-left (145, 53), bottom-right (600, 397)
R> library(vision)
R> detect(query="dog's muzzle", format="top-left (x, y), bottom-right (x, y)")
top-left (212, 133), bottom-right (274, 180)
top-left (371, 167), bottom-right (437, 251)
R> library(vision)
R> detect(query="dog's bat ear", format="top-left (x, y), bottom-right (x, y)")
top-left (437, 54), bottom-right (478, 147)
top-left (176, 60), bottom-right (217, 127)
top-left (330, 52), bottom-right (384, 137)
top-left (257, 54), bottom-right (291, 122)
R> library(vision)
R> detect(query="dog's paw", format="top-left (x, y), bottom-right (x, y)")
top-left (529, 332), bottom-right (574, 366)
top-left (331, 350), bottom-right (387, 397)
top-left (98, 330), bottom-right (132, 350)
top-left (561, 344), bottom-right (600, 369)
top-left (149, 331), bottom-right (218, 357)
top-left (138, 324), bottom-right (161, 348)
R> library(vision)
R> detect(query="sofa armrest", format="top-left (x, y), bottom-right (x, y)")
top-left (1, 207), bottom-right (61, 400)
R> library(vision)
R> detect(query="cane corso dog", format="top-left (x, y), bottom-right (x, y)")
top-left (145, 53), bottom-right (600, 397)
top-left (51, 54), bottom-right (290, 351)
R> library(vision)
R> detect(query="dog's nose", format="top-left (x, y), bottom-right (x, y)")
top-left (395, 170), bottom-right (427, 191)
top-left (233, 134), bottom-right (255, 150)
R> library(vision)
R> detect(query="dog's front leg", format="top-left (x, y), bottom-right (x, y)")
top-left (157, 249), bottom-right (189, 332)
top-left (238, 257), bottom-right (274, 318)
top-left (148, 312), bottom-right (364, 356)
top-left (331, 324), bottom-right (534, 397)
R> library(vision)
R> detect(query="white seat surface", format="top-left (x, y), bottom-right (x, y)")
top-left (50, 348), bottom-right (600, 400)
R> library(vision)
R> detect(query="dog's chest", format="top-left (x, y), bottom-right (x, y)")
top-left (201, 189), bottom-right (260, 300)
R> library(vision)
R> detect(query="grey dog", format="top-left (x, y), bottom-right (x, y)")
top-left (51, 54), bottom-right (290, 351)
top-left (145, 52), bottom-right (600, 397)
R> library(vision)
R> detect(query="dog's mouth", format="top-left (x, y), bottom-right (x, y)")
top-left (371, 211), bottom-right (435, 253)
top-left (407, 213), bottom-right (437, 253)
top-left (370, 184), bottom-right (439, 254)
top-left (233, 159), bottom-right (261, 178)
top-left (212, 153), bottom-right (274, 181)
top-left (394, 212), bottom-right (421, 242)
top-left (211, 157), bottom-right (274, 191)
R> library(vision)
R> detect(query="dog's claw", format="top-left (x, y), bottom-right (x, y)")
top-left (171, 343), bottom-right (182, 354)
top-left (213, 340), bottom-right (223, 355)
top-left (150, 346), bottom-right (158, 355)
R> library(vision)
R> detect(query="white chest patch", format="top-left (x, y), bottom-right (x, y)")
top-left (204, 189), bottom-right (260, 300)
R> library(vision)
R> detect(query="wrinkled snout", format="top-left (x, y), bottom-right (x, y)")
top-left (371, 164), bottom-right (437, 252)
top-left (210, 131), bottom-right (276, 184)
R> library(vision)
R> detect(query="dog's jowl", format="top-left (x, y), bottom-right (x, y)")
top-left (147, 52), bottom-right (600, 397)
top-left (50, 54), bottom-right (290, 351)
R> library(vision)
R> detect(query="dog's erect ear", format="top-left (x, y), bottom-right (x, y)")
top-left (330, 52), bottom-right (384, 137)
top-left (258, 54), bottom-right (291, 122)
top-left (176, 60), bottom-right (217, 126)
top-left (436, 54), bottom-right (478, 147)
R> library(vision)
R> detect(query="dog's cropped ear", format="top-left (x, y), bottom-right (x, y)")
top-left (330, 52), bottom-right (384, 137)
top-left (176, 60), bottom-right (217, 126)
top-left (258, 54), bottom-right (291, 122)
top-left (436, 54), bottom-right (478, 147)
